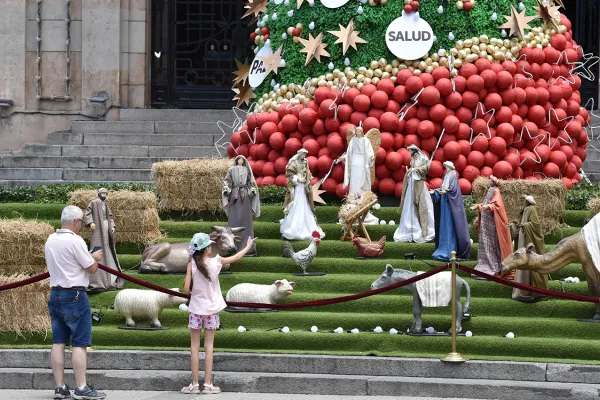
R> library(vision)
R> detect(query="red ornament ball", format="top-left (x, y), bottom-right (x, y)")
top-left (493, 160), bottom-right (513, 179)
top-left (379, 178), bottom-right (396, 195)
top-left (443, 141), bottom-right (461, 160)
top-left (353, 94), bottom-right (371, 112)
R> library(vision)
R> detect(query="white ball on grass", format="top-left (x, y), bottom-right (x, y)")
top-left (373, 203), bottom-right (381, 210)
top-left (374, 326), bottom-right (383, 333)
top-left (281, 326), bottom-right (290, 333)
top-left (466, 331), bottom-right (473, 337)
top-left (179, 304), bottom-right (189, 311)
top-left (506, 332), bottom-right (515, 339)
top-left (426, 327), bottom-right (435, 334)
top-left (389, 328), bottom-right (398, 335)
top-left (238, 326), bottom-right (246, 333)
top-left (311, 326), bottom-right (319, 333)
top-left (379, 220), bottom-right (387, 225)
top-left (388, 220), bottom-right (395, 225)
top-left (351, 328), bottom-right (359, 334)
top-left (334, 327), bottom-right (344, 334)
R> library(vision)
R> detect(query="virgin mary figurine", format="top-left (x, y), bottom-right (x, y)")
top-left (222, 155), bottom-right (260, 255)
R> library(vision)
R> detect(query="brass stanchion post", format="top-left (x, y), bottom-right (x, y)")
top-left (441, 251), bottom-right (466, 363)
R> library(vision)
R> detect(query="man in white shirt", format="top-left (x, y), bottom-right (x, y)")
top-left (46, 206), bottom-right (106, 400)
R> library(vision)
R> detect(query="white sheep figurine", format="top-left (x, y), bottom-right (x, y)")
top-left (226, 279), bottom-right (295, 304)
top-left (114, 288), bottom-right (188, 328)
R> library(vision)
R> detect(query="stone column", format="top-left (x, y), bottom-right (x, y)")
top-left (82, 0), bottom-right (121, 110)
top-left (0, 0), bottom-right (27, 110)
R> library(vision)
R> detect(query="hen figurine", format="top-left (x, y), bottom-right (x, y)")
top-left (282, 231), bottom-right (325, 276)
top-left (352, 234), bottom-right (386, 258)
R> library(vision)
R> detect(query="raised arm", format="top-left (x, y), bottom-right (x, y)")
top-left (221, 237), bottom-right (257, 265)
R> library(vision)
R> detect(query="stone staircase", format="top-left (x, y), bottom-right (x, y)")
top-left (0, 109), bottom-right (233, 186)
top-left (2, 350), bottom-right (600, 398)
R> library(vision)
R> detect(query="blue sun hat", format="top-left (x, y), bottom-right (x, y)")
top-left (189, 233), bottom-right (214, 255)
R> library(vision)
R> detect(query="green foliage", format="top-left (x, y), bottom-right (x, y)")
top-left (0, 184), bottom-right (287, 205)
top-left (257, 0), bottom-right (542, 95)
top-left (566, 182), bottom-right (600, 211)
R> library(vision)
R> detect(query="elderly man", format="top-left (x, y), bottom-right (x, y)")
top-left (85, 188), bottom-right (122, 291)
top-left (46, 205), bottom-right (106, 400)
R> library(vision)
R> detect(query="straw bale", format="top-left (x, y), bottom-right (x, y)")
top-left (152, 158), bottom-right (231, 212)
top-left (0, 274), bottom-right (50, 336)
top-left (588, 198), bottom-right (600, 217)
top-left (0, 220), bottom-right (54, 275)
top-left (69, 190), bottom-right (162, 245)
top-left (472, 177), bottom-right (566, 233)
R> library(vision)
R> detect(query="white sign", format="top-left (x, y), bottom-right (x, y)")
top-left (385, 12), bottom-right (434, 60)
top-left (320, 0), bottom-right (350, 8)
top-left (249, 42), bottom-right (272, 88)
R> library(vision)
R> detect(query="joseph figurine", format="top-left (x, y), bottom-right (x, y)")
top-left (510, 195), bottom-right (549, 302)
top-left (85, 188), bottom-right (123, 291)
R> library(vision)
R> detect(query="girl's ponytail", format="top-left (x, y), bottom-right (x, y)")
top-left (191, 248), bottom-right (211, 282)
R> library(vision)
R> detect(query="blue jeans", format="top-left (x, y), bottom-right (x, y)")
top-left (47, 290), bottom-right (92, 348)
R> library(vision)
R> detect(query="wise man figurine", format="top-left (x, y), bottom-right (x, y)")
top-left (85, 188), bottom-right (123, 291)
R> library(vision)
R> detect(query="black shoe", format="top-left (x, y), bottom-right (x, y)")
top-left (54, 384), bottom-right (71, 399)
top-left (73, 385), bottom-right (106, 400)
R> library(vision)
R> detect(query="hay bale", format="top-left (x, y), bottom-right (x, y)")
top-left (0, 274), bottom-right (50, 336)
top-left (152, 158), bottom-right (231, 212)
top-left (472, 177), bottom-right (566, 233)
top-left (588, 198), bottom-right (600, 217)
top-left (69, 190), bottom-right (162, 244)
top-left (0, 220), bottom-right (55, 275)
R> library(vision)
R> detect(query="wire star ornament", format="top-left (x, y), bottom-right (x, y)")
top-left (544, 108), bottom-right (575, 148)
top-left (571, 49), bottom-right (600, 82)
top-left (534, 0), bottom-right (561, 30)
top-left (328, 19), bottom-right (368, 55)
top-left (512, 53), bottom-right (534, 88)
top-left (548, 50), bottom-right (579, 86)
top-left (499, 4), bottom-right (538, 39)
top-left (469, 103), bottom-right (496, 144)
top-left (510, 125), bottom-right (546, 166)
top-left (582, 98), bottom-right (600, 152)
top-left (214, 104), bottom-right (260, 157)
top-left (298, 32), bottom-right (331, 66)
top-left (397, 88), bottom-right (423, 122)
top-left (233, 58), bottom-right (251, 86)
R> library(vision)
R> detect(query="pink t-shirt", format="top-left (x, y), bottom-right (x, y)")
top-left (188, 255), bottom-right (227, 316)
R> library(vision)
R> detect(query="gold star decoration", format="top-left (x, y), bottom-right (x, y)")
top-left (534, 0), bottom-right (561, 30)
top-left (243, 0), bottom-right (268, 20)
top-left (328, 19), bottom-right (367, 55)
top-left (233, 58), bottom-right (251, 86)
top-left (499, 4), bottom-right (538, 39)
top-left (297, 0), bottom-right (315, 9)
top-left (259, 45), bottom-right (284, 75)
top-left (232, 83), bottom-right (256, 107)
top-left (298, 32), bottom-right (331, 66)
top-left (312, 181), bottom-right (328, 205)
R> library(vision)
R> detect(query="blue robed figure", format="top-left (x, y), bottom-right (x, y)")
top-left (431, 161), bottom-right (471, 261)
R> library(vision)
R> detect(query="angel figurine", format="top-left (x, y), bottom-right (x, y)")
top-left (337, 124), bottom-right (381, 225)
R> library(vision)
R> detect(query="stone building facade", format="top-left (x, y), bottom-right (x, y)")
top-left (0, 0), bottom-right (598, 152)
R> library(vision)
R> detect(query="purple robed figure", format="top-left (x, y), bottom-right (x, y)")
top-left (431, 161), bottom-right (471, 261)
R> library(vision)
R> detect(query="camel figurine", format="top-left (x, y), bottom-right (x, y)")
top-left (501, 229), bottom-right (600, 320)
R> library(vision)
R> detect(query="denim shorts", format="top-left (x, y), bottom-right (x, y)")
top-left (47, 289), bottom-right (92, 348)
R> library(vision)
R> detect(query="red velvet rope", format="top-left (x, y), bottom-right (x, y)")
top-left (459, 265), bottom-right (600, 303)
top-left (98, 263), bottom-right (450, 309)
top-left (0, 272), bottom-right (50, 291)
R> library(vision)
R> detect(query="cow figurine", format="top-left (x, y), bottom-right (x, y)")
top-left (371, 264), bottom-right (471, 334)
top-left (139, 226), bottom-right (244, 273)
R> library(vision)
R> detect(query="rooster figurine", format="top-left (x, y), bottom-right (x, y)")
top-left (282, 231), bottom-right (325, 276)
top-left (352, 234), bottom-right (386, 258)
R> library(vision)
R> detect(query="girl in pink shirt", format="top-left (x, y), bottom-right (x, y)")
top-left (182, 232), bottom-right (256, 394)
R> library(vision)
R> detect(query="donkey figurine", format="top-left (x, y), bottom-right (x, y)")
top-left (371, 264), bottom-right (471, 334)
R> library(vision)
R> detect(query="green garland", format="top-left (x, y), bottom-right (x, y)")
top-left (254, 0), bottom-right (544, 98)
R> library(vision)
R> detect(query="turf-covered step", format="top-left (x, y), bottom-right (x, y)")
top-left (92, 301), bottom-right (600, 329)
top-left (116, 254), bottom-right (589, 281)
top-left (87, 271), bottom-right (594, 306)
top-left (5, 328), bottom-right (600, 362)
top-left (0, 203), bottom-right (589, 227)
top-left (159, 221), bottom-right (581, 245)
top-left (116, 239), bottom-right (566, 260)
